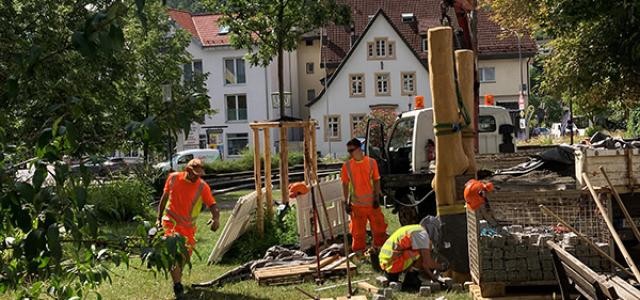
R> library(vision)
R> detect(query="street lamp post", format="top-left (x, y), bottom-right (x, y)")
top-left (162, 83), bottom-right (173, 170)
top-left (503, 28), bottom-right (526, 139)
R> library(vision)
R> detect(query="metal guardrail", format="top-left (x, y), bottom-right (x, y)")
top-left (205, 163), bottom-right (342, 195)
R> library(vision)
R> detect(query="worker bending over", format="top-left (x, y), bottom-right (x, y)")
top-left (157, 159), bottom-right (220, 299)
top-left (341, 138), bottom-right (388, 264)
top-left (379, 216), bottom-right (445, 291)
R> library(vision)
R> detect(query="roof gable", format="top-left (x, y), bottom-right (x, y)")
top-left (308, 9), bottom-right (426, 106)
top-left (167, 9), bottom-right (230, 47)
top-left (321, 0), bottom-right (537, 65)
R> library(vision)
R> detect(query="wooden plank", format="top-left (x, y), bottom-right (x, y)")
top-left (308, 255), bottom-right (339, 271)
top-left (356, 282), bottom-right (379, 295)
top-left (609, 276), bottom-right (640, 300)
top-left (280, 126), bottom-right (289, 204)
top-left (296, 180), bottom-right (345, 250)
top-left (583, 173), bottom-right (640, 282)
top-left (208, 190), bottom-right (261, 263)
top-left (253, 128), bottom-right (264, 236)
top-left (263, 129), bottom-right (273, 220)
top-left (250, 120), bottom-right (314, 129)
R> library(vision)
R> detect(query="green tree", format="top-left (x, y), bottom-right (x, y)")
top-left (482, 0), bottom-right (640, 118)
top-left (209, 0), bottom-right (351, 119)
top-left (0, 1), bottom-right (209, 298)
top-left (166, 0), bottom-right (207, 12)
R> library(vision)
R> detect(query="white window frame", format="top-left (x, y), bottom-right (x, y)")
top-left (479, 67), bottom-right (496, 83)
top-left (324, 115), bottom-right (341, 142)
top-left (375, 38), bottom-right (387, 57)
top-left (350, 113), bottom-right (366, 138)
top-left (368, 38), bottom-right (396, 60)
top-left (225, 94), bottom-right (248, 122)
top-left (349, 73), bottom-right (365, 97)
top-left (306, 62), bottom-right (314, 74)
top-left (226, 133), bottom-right (249, 156)
top-left (375, 72), bottom-right (391, 96)
top-left (223, 57), bottom-right (246, 85)
top-left (421, 37), bottom-right (428, 52)
top-left (401, 72), bottom-right (416, 96)
top-left (183, 60), bottom-right (203, 82)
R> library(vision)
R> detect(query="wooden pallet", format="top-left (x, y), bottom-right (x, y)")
top-left (253, 256), bottom-right (356, 285)
top-left (469, 284), bottom-right (560, 300)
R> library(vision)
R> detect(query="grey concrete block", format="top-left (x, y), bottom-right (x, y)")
top-left (495, 271), bottom-right (507, 282)
top-left (419, 286), bottom-right (432, 297)
top-left (373, 294), bottom-right (386, 300)
top-left (508, 271), bottom-right (519, 281)
top-left (492, 249), bottom-right (504, 260)
top-left (389, 282), bottom-right (400, 291)
top-left (530, 270), bottom-right (543, 281)
top-left (376, 275), bottom-right (389, 287)
top-left (563, 232), bottom-right (579, 246)
top-left (483, 271), bottom-right (495, 282)
top-left (544, 271), bottom-right (556, 280)
top-left (442, 277), bottom-right (454, 288)
top-left (464, 282), bottom-right (473, 291)
top-left (505, 259), bottom-right (518, 271)
top-left (493, 259), bottom-right (504, 269)
top-left (383, 288), bottom-right (393, 298)
top-left (509, 225), bottom-right (524, 233)
top-left (527, 257), bottom-right (541, 270)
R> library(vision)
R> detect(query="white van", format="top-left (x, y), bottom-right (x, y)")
top-left (154, 149), bottom-right (221, 172)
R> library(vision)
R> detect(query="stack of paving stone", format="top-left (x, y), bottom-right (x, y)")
top-left (478, 224), bottom-right (610, 283)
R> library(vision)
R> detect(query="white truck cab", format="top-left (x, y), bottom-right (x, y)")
top-left (154, 149), bottom-right (221, 172)
top-left (367, 105), bottom-right (515, 175)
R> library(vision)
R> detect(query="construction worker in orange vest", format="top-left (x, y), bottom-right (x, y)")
top-left (341, 138), bottom-right (388, 264)
top-left (379, 216), bottom-right (445, 291)
top-left (156, 158), bottom-right (220, 299)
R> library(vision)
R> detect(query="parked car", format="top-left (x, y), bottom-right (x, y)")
top-left (531, 127), bottom-right (551, 137)
top-left (550, 123), bottom-right (584, 137)
top-left (154, 149), bottom-right (221, 173)
top-left (71, 156), bottom-right (143, 177)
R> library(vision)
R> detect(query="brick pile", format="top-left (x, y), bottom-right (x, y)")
top-left (478, 222), bottom-right (610, 283)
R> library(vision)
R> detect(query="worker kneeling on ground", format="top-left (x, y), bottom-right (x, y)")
top-left (379, 216), bottom-right (445, 291)
top-left (157, 158), bottom-right (220, 299)
top-left (341, 138), bottom-right (388, 265)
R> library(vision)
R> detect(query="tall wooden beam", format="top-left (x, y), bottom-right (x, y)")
top-left (263, 129), bottom-right (273, 220)
top-left (456, 49), bottom-right (477, 176)
top-left (252, 128), bottom-right (264, 236)
top-left (279, 126), bottom-right (289, 204)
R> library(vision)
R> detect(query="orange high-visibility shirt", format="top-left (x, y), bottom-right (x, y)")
top-left (341, 156), bottom-right (380, 200)
top-left (163, 172), bottom-right (215, 226)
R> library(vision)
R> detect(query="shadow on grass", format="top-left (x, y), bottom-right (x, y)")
top-left (185, 288), bottom-right (269, 300)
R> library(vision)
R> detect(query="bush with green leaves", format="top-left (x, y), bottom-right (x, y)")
top-left (88, 178), bottom-right (155, 223)
top-left (223, 207), bottom-right (298, 263)
top-left (627, 108), bottom-right (640, 138)
top-left (204, 149), bottom-right (305, 174)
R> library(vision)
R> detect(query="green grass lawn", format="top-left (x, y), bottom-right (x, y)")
top-left (92, 190), bottom-right (470, 300)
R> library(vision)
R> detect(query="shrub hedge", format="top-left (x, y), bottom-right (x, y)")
top-left (88, 178), bottom-right (155, 223)
top-left (204, 149), bottom-right (305, 174)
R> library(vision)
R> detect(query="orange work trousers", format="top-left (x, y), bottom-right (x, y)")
top-left (349, 205), bottom-right (388, 252)
top-left (162, 219), bottom-right (196, 256)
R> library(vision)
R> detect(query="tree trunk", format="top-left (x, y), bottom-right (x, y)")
top-left (143, 95), bottom-right (149, 164)
top-left (278, 47), bottom-right (285, 119)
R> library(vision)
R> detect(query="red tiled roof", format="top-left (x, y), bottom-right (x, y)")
top-left (321, 0), bottom-right (537, 65)
top-left (167, 9), bottom-right (230, 47)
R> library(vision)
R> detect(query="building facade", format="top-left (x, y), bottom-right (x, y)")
top-left (168, 10), bottom-right (299, 158)
top-left (308, 11), bottom-right (431, 156)
top-left (299, 1), bottom-right (536, 157)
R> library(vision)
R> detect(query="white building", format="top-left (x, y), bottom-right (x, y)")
top-left (168, 10), bottom-right (299, 158)
top-left (308, 11), bottom-right (431, 156)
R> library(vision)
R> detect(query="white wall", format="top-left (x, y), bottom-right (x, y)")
top-left (478, 58), bottom-right (527, 106)
top-left (178, 41), bottom-right (298, 158)
top-left (310, 16), bottom-right (431, 157)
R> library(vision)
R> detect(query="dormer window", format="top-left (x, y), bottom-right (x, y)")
top-left (402, 13), bottom-right (415, 23)
top-left (219, 25), bottom-right (230, 35)
top-left (367, 37), bottom-right (396, 60)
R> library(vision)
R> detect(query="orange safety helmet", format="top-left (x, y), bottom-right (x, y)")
top-left (463, 179), bottom-right (494, 211)
top-left (288, 182), bottom-right (310, 198)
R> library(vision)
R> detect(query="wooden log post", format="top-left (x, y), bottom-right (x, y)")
top-left (279, 126), bottom-right (289, 204)
top-left (310, 121), bottom-right (318, 178)
top-left (455, 49), bottom-right (477, 177)
top-left (428, 27), bottom-right (470, 211)
top-left (253, 128), bottom-right (264, 236)
top-left (263, 129), bottom-right (273, 220)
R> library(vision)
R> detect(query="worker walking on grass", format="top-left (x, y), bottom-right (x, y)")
top-left (341, 138), bottom-right (388, 266)
top-left (379, 216), bottom-right (445, 291)
top-left (157, 158), bottom-right (220, 299)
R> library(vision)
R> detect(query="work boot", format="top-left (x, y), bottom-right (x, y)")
top-left (401, 271), bottom-right (422, 292)
top-left (368, 249), bottom-right (382, 272)
top-left (173, 282), bottom-right (184, 300)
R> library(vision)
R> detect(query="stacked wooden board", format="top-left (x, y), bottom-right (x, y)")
top-left (253, 255), bottom-right (356, 285)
